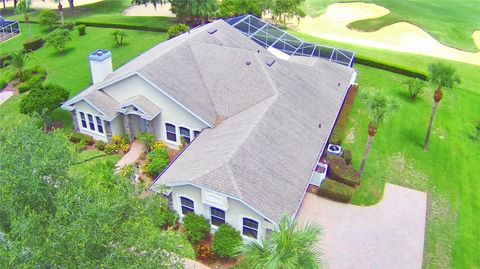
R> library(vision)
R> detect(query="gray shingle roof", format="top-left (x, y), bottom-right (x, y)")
top-left (117, 95), bottom-right (161, 120)
top-left (150, 23), bottom-right (355, 223)
top-left (83, 90), bottom-right (119, 119)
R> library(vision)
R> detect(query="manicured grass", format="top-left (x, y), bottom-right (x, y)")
top-left (3, 0), bottom-right (175, 30)
top-left (302, 0), bottom-right (480, 52)
top-left (290, 30), bottom-right (480, 269)
top-left (0, 23), bottom-right (168, 130)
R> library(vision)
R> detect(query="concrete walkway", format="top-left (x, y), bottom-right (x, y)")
top-left (184, 259), bottom-right (211, 269)
top-left (115, 140), bottom-right (145, 169)
top-left (296, 183), bottom-right (427, 269)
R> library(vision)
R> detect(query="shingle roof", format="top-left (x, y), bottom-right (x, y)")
top-left (117, 95), bottom-right (161, 120)
top-left (83, 90), bottom-right (119, 119)
top-left (149, 22), bottom-right (355, 223)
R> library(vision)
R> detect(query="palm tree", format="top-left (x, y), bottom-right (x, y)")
top-left (423, 62), bottom-right (460, 150)
top-left (358, 89), bottom-right (399, 177)
top-left (16, 0), bottom-right (32, 38)
top-left (240, 216), bottom-right (323, 269)
top-left (7, 50), bottom-right (31, 81)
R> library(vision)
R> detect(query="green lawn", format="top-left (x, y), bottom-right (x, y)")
top-left (0, 23), bottom-right (168, 130)
top-left (2, 0), bottom-right (175, 30)
top-left (291, 30), bottom-right (480, 269)
top-left (302, 0), bottom-right (480, 52)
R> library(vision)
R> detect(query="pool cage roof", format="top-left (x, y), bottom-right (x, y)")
top-left (224, 14), bottom-right (355, 67)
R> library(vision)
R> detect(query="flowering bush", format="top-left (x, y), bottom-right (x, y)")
top-left (142, 147), bottom-right (169, 177)
top-left (104, 143), bottom-right (119, 155)
top-left (119, 165), bottom-right (135, 178)
top-left (120, 143), bottom-right (130, 153)
top-left (152, 141), bottom-right (167, 150)
top-left (112, 135), bottom-right (122, 144)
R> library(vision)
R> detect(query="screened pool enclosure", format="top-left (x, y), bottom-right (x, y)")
top-left (224, 14), bottom-right (355, 67)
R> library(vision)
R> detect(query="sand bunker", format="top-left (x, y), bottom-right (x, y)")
top-left (122, 3), bottom-right (175, 17)
top-left (289, 3), bottom-right (480, 66)
top-left (4, 0), bottom-right (103, 9)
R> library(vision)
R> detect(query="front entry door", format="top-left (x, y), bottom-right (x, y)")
top-left (140, 118), bottom-right (149, 133)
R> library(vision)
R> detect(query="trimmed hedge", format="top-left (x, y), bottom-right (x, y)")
top-left (74, 21), bottom-right (169, 32)
top-left (213, 224), bottom-right (242, 258)
top-left (317, 179), bottom-right (355, 203)
top-left (355, 55), bottom-right (428, 80)
top-left (327, 156), bottom-right (360, 187)
top-left (69, 132), bottom-right (94, 145)
top-left (23, 37), bottom-right (44, 51)
top-left (77, 24), bottom-right (86, 36)
top-left (183, 213), bottom-right (211, 244)
top-left (18, 74), bottom-right (44, 93)
top-left (167, 23), bottom-right (190, 39)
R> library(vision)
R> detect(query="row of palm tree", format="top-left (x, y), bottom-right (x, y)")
top-left (358, 62), bottom-right (460, 176)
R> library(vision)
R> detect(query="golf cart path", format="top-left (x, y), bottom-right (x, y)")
top-left (296, 183), bottom-right (427, 269)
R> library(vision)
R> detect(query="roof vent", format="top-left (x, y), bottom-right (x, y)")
top-left (265, 59), bottom-right (276, 67)
top-left (246, 61), bottom-right (251, 66)
top-left (208, 28), bottom-right (217, 35)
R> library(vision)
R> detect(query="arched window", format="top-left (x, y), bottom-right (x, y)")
top-left (180, 127), bottom-right (191, 143)
top-left (166, 123), bottom-right (177, 142)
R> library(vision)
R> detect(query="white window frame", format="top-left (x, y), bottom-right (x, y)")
top-left (193, 130), bottom-right (201, 138)
top-left (77, 110), bottom-right (107, 137)
top-left (79, 112), bottom-right (87, 129)
top-left (96, 116), bottom-right (104, 134)
top-left (180, 196), bottom-right (195, 217)
top-left (241, 216), bottom-right (259, 240)
top-left (209, 206), bottom-right (226, 227)
top-left (87, 113), bottom-right (96, 131)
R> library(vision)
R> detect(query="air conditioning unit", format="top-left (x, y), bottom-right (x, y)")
top-left (327, 144), bottom-right (342, 157)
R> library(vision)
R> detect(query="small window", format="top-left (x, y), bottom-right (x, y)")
top-left (180, 197), bottom-right (194, 215)
top-left (96, 116), bottom-right (104, 134)
top-left (180, 127), bottom-right (191, 144)
top-left (193, 130), bottom-right (200, 138)
top-left (166, 123), bottom-right (177, 142)
top-left (210, 207), bottom-right (225, 226)
top-left (87, 114), bottom-right (95, 131)
top-left (242, 218), bottom-right (258, 239)
top-left (79, 112), bottom-right (87, 128)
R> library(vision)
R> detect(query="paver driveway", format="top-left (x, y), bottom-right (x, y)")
top-left (296, 183), bottom-right (427, 269)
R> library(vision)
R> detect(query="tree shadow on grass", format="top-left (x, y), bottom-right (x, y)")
top-left (48, 46), bottom-right (76, 57)
top-left (403, 127), bottom-right (425, 149)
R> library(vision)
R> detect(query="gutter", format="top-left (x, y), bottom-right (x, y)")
top-left (291, 72), bottom-right (358, 221)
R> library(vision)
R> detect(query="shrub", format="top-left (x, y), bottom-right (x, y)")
top-left (69, 132), bottom-right (94, 145)
top-left (119, 164), bottom-right (135, 178)
top-left (152, 140), bottom-right (167, 150)
top-left (111, 30), bottom-right (128, 46)
top-left (0, 79), bottom-right (7, 90)
top-left (167, 23), bottom-right (190, 39)
top-left (112, 135), bottom-right (122, 144)
top-left (196, 242), bottom-right (215, 263)
top-left (95, 140), bottom-right (106, 151)
top-left (73, 21), bottom-right (170, 32)
top-left (0, 54), bottom-right (12, 68)
top-left (143, 147), bottom-right (169, 177)
top-left (38, 9), bottom-right (59, 30)
top-left (77, 24), bottom-right (86, 36)
top-left (45, 28), bottom-right (72, 54)
top-left (138, 132), bottom-right (156, 151)
top-left (17, 74), bottom-right (44, 93)
top-left (355, 55), bottom-right (428, 80)
top-left (23, 37), bottom-right (44, 51)
top-left (183, 213), bottom-right (211, 244)
top-left (404, 78), bottom-right (426, 101)
top-left (104, 143), bottom-right (120, 155)
top-left (61, 21), bottom-right (76, 31)
top-left (317, 179), bottom-right (355, 203)
top-left (32, 65), bottom-right (47, 77)
top-left (327, 156), bottom-right (360, 187)
top-left (343, 149), bottom-right (352, 165)
top-left (213, 224), bottom-right (242, 258)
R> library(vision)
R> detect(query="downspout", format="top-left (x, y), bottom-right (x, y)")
top-left (291, 71), bottom-right (358, 221)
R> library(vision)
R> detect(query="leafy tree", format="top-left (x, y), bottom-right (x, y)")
top-left (170, 0), bottom-right (219, 25)
top-left (45, 28), bottom-right (72, 54)
top-left (358, 89), bottom-right (399, 176)
top-left (240, 216), bottom-right (323, 269)
top-left (111, 30), bottom-right (129, 46)
top-left (167, 23), bottom-right (190, 39)
top-left (219, 0), bottom-right (263, 18)
top-left (423, 62), bottom-right (460, 150)
top-left (0, 122), bottom-right (194, 268)
top-left (404, 78), bottom-right (425, 101)
top-left (19, 83), bottom-right (69, 129)
top-left (6, 50), bottom-right (30, 81)
top-left (38, 9), bottom-right (60, 30)
top-left (271, 0), bottom-right (306, 24)
top-left (183, 213), bottom-right (211, 244)
top-left (131, 0), bottom-right (168, 10)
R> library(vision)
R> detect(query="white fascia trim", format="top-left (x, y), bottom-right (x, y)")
top-left (152, 182), bottom-right (277, 225)
top-left (136, 72), bottom-right (213, 128)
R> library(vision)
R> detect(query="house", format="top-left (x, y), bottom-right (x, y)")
top-left (62, 17), bottom-right (357, 241)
